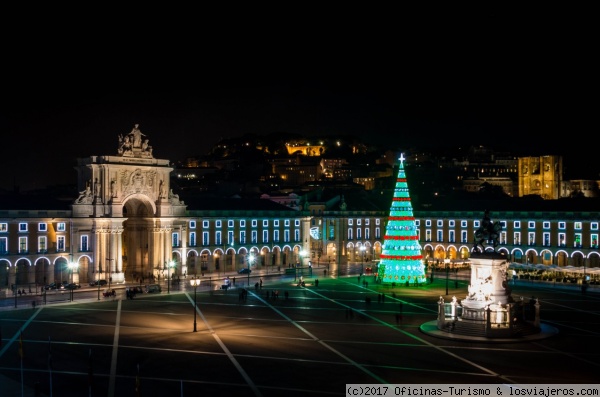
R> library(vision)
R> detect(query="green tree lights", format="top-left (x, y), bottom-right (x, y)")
top-left (378, 154), bottom-right (426, 285)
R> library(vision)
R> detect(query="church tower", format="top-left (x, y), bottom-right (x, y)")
top-left (518, 155), bottom-right (562, 199)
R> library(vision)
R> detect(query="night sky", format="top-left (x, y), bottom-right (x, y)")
top-left (1, 23), bottom-right (595, 191)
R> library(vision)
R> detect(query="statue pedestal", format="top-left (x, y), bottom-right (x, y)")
top-left (463, 252), bottom-right (512, 307)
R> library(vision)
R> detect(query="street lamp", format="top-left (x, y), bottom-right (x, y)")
top-left (360, 246), bottom-right (366, 275)
top-left (445, 258), bottom-right (450, 295)
top-left (167, 260), bottom-right (175, 294)
top-left (299, 250), bottom-right (307, 280)
top-left (68, 262), bottom-right (79, 302)
top-left (190, 278), bottom-right (201, 332)
top-left (248, 253), bottom-right (255, 287)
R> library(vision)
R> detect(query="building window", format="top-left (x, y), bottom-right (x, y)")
top-left (274, 220), bottom-right (279, 227)
top-left (57, 236), bottom-right (65, 251)
top-left (558, 233), bottom-right (566, 247)
top-left (190, 232), bottom-right (196, 246)
top-left (449, 230), bottom-right (455, 243)
top-left (574, 233), bottom-right (582, 248)
top-left (513, 232), bottom-right (520, 245)
top-left (203, 220), bottom-right (209, 228)
top-left (348, 219), bottom-right (353, 226)
top-left (474, 221), bottom-right (480, 228)
top-left (215, 220), bottom-right (222, 228)
top-left (0, 237), bottom-right (7, 254)
top-left (263, 220), bottom-right (269, 227)
top-left (528, 232), bottom-right (535, 246)
top-left (57, 223), bottom-right (66, 232)
top-left (365, 219), bottom-right (370, 226)
top-left (425, 230), bottom-right (432, 242)
top-left (81, 235), bottom-right (88, 251)
top-left (190, 220), bottom-right (196, 229)
top-left (499, 231), bottom-right (506, 244)
top-left (240, 220), bottom-right (246, 228)
top-left (365, 228), bottom-right (370, 239)
top-left (38, 236), bottom-right (47, 253)
top-left (240, 231), bottom-right (246, 244)
top-left (500, 221), bottom-right (507, 228)
top-left (284, 230), bottom-right (290, 242)
top-left (19, 237), bottom-right (27, 253)
top-left (514, 221), bottom-right (520, 229)
top-left (425, 220), bottom-right (432, 227)
top-left (295, 220), bottom-right (300, 227)
top-left (39, 223), bottom-right (47, 232)
top-left (228, 220), bottom-right (234, 228)
top-left (528, 221), bottom-right (535, 229)
top-left (274, 230), bottom-right (280, 242)
top-left (376, 219), bottom-right (380, 225)
top-left (558, 222), bottom-right (566, 230)
top-left (543, 222), bottom-right (550, 229)
top-left (215, 231), bottom-right (222, 245)
top-left (591, 222), bottom-right (598, 231)
top-left (0, 223), bottom-right (7, 232)
top-left (375, 227), bottom-right (380, 239)
top-left (543, 233), bottom-right (550, 246)
top-left (285, 220), bottom-right (290, 227)
top-left (591, 234), bottom-right (598, 248)
top-left (437, 220), bottom-right (443, 227)
top-left (357, 219), bottom-right (361, 226)
top-left (172, 233), bottom-right (180, 247)
top-left (347, 229), bottom-right (353, 240)
top-left (251, 231), bottom-right (257, 244)
top-left (574, 222), bottom-right (582, 230)
top-left (228, 231), bottom-right (234, 245)
top-left (356, 228), bottom-right (362, 240)
top-left (202, 232), bottom-right (209, 246)
top-left (449, 220), bottom-right (455, 227)
top-left (437, 230), bottom-right (443, 242)
top-left (262, 230), bottom-right (268, 243)
top-left (461, 220), bottom-right (467, 228)
top-left (252, 220), bottom-right (258, 227)
top-left (461, 231), bottom-right (467, 243)
top-left (415, 220), bottom-right (420, 226)
top-left (19, 223), bottom-right (28, 232)
top-left (294, 229), bottom-right (300, 241)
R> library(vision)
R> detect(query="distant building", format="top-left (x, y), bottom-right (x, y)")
top-left (518, 155), bottom-right (562, 199)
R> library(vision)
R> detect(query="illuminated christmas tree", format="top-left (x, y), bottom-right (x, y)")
top-left (378, 154), bottom-right (426, 285)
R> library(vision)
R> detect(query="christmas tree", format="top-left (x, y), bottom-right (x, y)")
top-left (378, 154), bottom-right (426, 285)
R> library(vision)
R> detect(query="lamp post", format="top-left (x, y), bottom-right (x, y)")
top-left (106, 258), bottom-right (114, 290)
top-left (445, 258), bottom-right (450, 295)
top-left (299, 249), bottom-right (307, 280)
top-left (167, 260), bottom-right (175, 294)
top-left (248, 253), bottom-right (255, 287)
top-left (190, 278), bottom-right (201, 332)
top-left (360, 246), bottom-right (366, 275)
top-left (68, 262), bottom-right (79, 302)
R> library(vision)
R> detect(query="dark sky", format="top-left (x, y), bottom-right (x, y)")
top-left (1, 21), bottom-right (595, 191)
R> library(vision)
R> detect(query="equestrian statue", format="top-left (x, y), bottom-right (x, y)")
top-left (473, 209), bottom-right (503, 252)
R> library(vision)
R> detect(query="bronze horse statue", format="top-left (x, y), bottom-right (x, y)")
top-left (473, 210), bottom-right (503, 252)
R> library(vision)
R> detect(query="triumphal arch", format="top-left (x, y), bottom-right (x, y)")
top-left (72, 124), bottom-right (186, 284)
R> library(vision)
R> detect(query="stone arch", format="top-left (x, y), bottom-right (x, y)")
top-left (34, 257), bottom-right (51, 285)
top-left (122, 194), bottom-right (156, 217)
top-left (121, 194), bottom-right (159, 281)
top-left (1, 259), bottom-right (10, 288)
top-left (556, 251), bottom-right (569, 267)
top-left (572, 251), bottom-right (585, 267)
top-left (54, 257), bottom-right (69, 284)
top-left (15, 258), bottom-right (33, 288)
top-left (588, 252), bottom-right (600, 268)
top-left (187, 250), bottom-right (198, 276)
